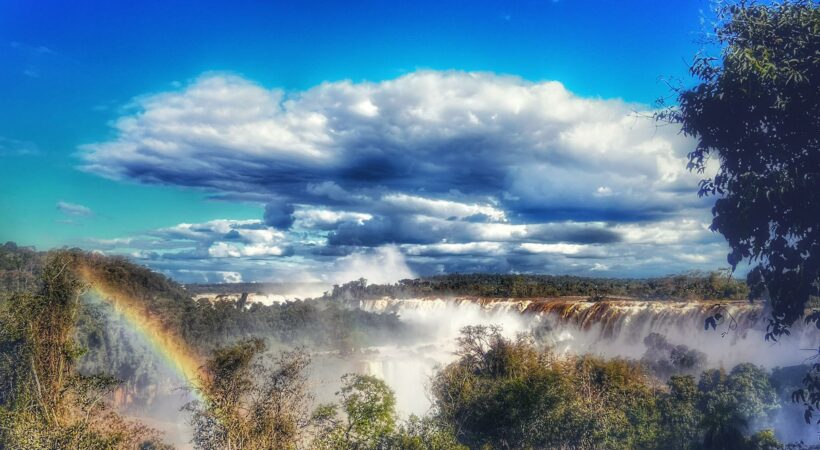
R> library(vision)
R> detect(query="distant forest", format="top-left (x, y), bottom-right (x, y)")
top-left (2, 241), bottom-right (750, 303)
top-left (186, 282), bottom-right (327, 296)
top-left (322, 272), bottom-right (750, 302)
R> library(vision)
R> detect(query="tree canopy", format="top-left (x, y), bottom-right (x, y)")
top-left (669, 0), bottom-right (819, 338)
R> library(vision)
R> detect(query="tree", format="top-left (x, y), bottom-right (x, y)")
top-left (668, 0), bottom-right (819, 338)
top-left (0, 252), bottom-right (168, 449)
top-left (657, 376), bottom-right (703, 450)
top-left (698, 364), bottom-right (780, 449)
top-left (314, 374), bottom-right (397, 450)
top-left (431, 326), bottom-right (664, 449)
top-left (386, 415), bottom-right (466, 450)
top-left (748, 429), bottom-right (786, 450)
top-left (187, 340), bottom-right (314, 450)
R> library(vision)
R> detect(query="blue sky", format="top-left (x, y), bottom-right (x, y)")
top-left (0, 0), bottom-right (730, 283)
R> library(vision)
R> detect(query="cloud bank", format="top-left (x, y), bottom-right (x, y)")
top-left (80, 70), bottom-right (727, 283)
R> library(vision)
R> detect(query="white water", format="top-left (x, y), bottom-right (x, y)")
top-left (347, 297), bottom-right (820, 417)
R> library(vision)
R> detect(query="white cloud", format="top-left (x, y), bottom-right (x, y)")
top-left (332, 245), bottom-right (415, 285)
top-left (292, 208), bottom-right (372, 229)
top-left (219, 271), bottom-right (243, 283)
top-left (678, 253), bottom-right (709, 264)
top-left (80, 70), bottom-right (700, 220)
top-left (381, 194), bottom-right (506, 222)
top-left (519, 242), bottom-right (587, 255)
top-left (57, 201), bottom-right (93, 217)
top-left (614, 218), bottom-right (711, 245)
top-left (403, 242), bottom-right (505, 256)
top-left (208, 242), bottom-right (287, 258)
top-left (76, 70), bottom-right (732, 282)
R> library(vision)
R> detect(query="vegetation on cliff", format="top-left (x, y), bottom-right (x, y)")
top-left (323, 271), bottom-right (750, 302)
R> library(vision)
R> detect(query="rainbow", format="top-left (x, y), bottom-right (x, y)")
top-left (78, 266), bottom-right (206, 398)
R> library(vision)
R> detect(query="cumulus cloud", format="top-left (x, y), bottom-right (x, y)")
top-left (380, 194), bottom-right (506, 222)
top-left (403, 242), bottom-right (505, 257)
top-left (80, 70), bottom-right (701, 219)
top-left (519, 243), bottom-right (587, 255)
top-left (144, 219), bottom-right (291, 260)
top-left (78, 70), bottom-right (731, 282)
top-left (293, 208), bottom-right (372, 230)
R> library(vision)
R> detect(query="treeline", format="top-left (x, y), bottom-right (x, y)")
top-left (324, 271), bottom-right (750, 302)
top-left (185, 281), bottom-right (325, 297)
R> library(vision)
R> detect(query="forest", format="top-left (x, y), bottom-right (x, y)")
top-left (0, 244), bottom-right (817, 449)
top-left (321, 272), bottom-right (750, 303)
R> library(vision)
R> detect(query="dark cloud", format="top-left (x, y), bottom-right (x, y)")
top-left (328, 216), bottom-right (437, 247)
top-left (81, 71), bottom-right (699, 222)
top-left (263, 202), bottom-right (295, 230)
top-left (78, 71), bottom-right (731, 281)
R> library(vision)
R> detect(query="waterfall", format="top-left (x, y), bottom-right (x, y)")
top-left (348, 296), bottom-right (819, 416)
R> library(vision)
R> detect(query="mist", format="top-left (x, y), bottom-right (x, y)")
top-left (349, 298), bottom-right (818, 418)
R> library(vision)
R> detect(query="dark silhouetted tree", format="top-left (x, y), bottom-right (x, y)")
top-left (668, 0), bottom-right (819, 337)
top-left (664, 0), bottom-right (820, 425)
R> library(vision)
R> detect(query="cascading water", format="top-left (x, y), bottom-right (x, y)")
top-left (348, 296), bottom-right (819, 417)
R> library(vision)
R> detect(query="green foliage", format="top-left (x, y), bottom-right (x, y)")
top-left (315, 374), bottom-right (397, 449)
top-left (386, 415), bottom-right (467, 450)
top-left (667, 0), bottom-right (820, 337)
top-left (0, 252), bottom-right (168, 449)
top-left (698, 364), bottom-right (780, 450)
top-left (432, 326), bottom-right (784, 450)
top-left (315, 374), bottom-right (463, 450)
top-left (748, 429), bottom-right (786, 450)
top-left (431, 325), bottom-right (660, 449)
top-left (657, 376), bottom-right (703, 450)
top-left (666, 0), bottom-right (819, 426)
top-left (325, 271), bottom-right (749, 302)
top-left (0, 241), bottom-right (40, 293)
top-left (338, 374), bottom-right (397, 444)
top-left (186, 340), bottom-right (314, 450)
